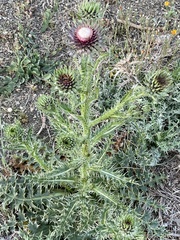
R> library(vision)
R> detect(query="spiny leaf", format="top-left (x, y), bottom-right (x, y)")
top-left (90, 86), bottom-right (149, 127)
top-left (91, 168), bottom-right (137, 185)
top-left (93, 187), bottom-right (118, 205)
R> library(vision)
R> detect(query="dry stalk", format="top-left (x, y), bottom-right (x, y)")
top-left (117, 18), bottom-right (165, 32)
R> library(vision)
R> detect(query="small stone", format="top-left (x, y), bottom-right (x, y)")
top-left (7, 107), bottom-right (13, 112)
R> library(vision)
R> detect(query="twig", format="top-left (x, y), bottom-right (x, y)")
top-left (167, 233), bottom-right (180, 237)
top-left (117, 18), bottom-right (164, 32)
top-left (37, 113), bottom-right (46, 136)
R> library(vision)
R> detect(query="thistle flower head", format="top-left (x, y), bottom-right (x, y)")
top-left (70, 23), bottom-right (99, 51)
top-left (55, 67), bottom-right (76, 92)
top-left (150, 70), bottom-right (173, 92)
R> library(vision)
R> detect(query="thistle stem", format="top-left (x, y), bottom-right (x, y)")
top-left (81, 93), bottom-right (91, 158)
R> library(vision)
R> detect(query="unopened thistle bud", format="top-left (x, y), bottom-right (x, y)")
top-left (36, 94), bottom-right (54, 112)
top-left (118, 214), bottom-right (145, 239)
top-left (58, 136), bottom-right (75, 151)
top-left (4, 122), bottom-right (23, 141)
top-left (150, 70), bottom-right (173, 92)
top-left (55, 67), bottom-right (76, 92)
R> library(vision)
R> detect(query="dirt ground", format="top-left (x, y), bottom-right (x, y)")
top-left (0, 0), bottom-right (180, 239)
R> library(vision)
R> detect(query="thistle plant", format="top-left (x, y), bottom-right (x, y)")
top-left (76, 0), bottom-right (103, 20)
top-left (0, 2), bottom-right (167, 240)
top-left (1, 52), bottom-right (150, 239)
